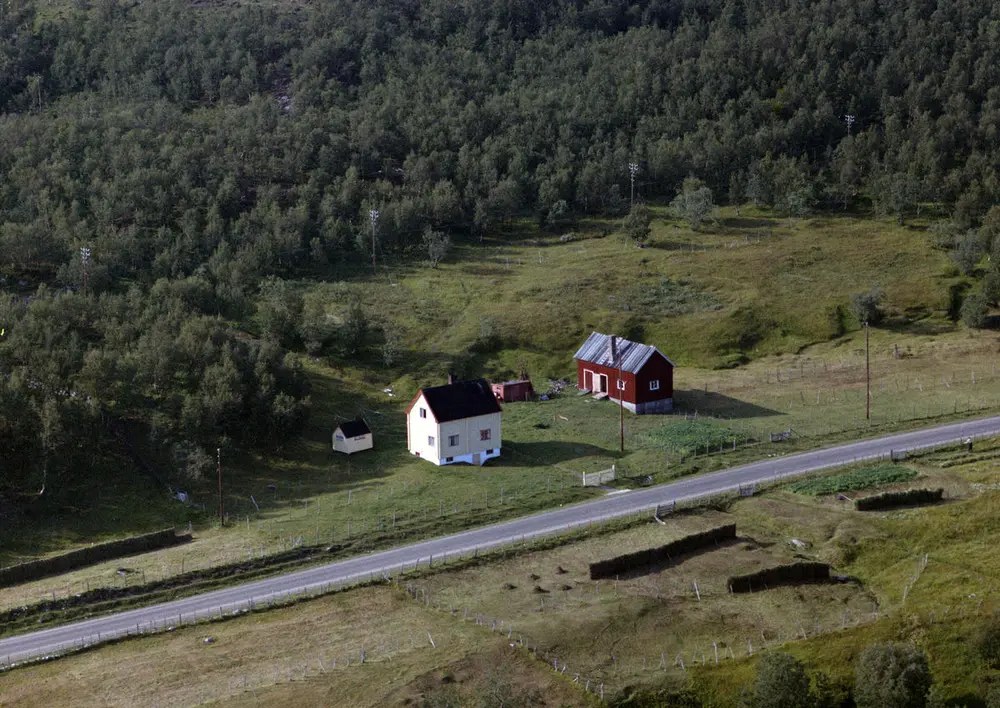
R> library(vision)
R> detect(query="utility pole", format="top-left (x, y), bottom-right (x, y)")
top-left (217, 447), bottom-right (225, 526)
top-left (844, 114), bottom-right (855, 136)
top-left (628, 162), bottom-right (639, 208)
top-left (865, 320), bottom-right (870, 423)
top-left (369, 209), bottom-right (379, 274)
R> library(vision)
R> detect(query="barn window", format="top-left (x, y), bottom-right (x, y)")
top-left (419, 408), bottom-right (427, 419)
top-left (448, 434), bottom-right (459, 447)
top-left (480, 429), bottom-right (491, 441)
top-left (617, 379), bottom-right (626, 391)
top-left (427, 436), bottom-right (435, 447)
top-left (650, 380), bottom-right (660, 391)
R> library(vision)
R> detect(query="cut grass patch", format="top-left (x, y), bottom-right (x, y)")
top-left (642, 418), bottom-right (745, 456)
top-left (787, 464), bottom-right (918, 496)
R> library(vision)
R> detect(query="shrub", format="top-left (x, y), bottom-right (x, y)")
top-left (961, 290), bottom-right (989, 329)
top-left (854, 642), bottom-right (932, 708)
top-left (753, 653), bottom-right (812, 708)
top-left (850, 287), bottom-right (886, 326)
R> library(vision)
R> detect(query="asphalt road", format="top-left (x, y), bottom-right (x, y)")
top-left (3, 414), bottom-right (1000, 666)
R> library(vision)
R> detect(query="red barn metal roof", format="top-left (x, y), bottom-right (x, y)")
top-left (573, 332), bottom-right (675, 373)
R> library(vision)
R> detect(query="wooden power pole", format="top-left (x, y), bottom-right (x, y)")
top-left (865, 320), bottom-right (870, 423)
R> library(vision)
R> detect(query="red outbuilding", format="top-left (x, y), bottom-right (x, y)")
top-left (573, 332), bottom-right (674, 414)
top-left (491, 379), bottom-right (535, 403)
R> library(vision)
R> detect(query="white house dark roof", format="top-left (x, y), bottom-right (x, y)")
top-left (415, 379), bottom-right (502, 422)
top-left (573, 332), bottom-right (675, 373)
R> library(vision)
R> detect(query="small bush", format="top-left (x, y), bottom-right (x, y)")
top-left (753, 653), bottom-right (812, 708)
top-left (855, 488), bottom-right (943, 511)
top-left (854, 642), bottom-right (932, 708)
top-left (788, 464), bottom-right (917, 496)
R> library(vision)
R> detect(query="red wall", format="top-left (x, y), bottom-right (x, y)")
top-left (577, 353), bottom-right (673, 404)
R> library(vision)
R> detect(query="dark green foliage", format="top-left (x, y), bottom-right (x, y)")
top-left (728, 562), bottom-right (830, 594)
top-left (954, 231), bottom-right (985, 276)
top-left (752, 653), bottom-right (813, 708)
top-left (977, 616), bottom-right (1000, 669)
top-left (854, 488), bottom-right (943, 511)
top-left (671, 177), bottom-right (716, 231)
top-left (623, 203), bottom-right (653, 243)
top-left (589, 524), bottom-right (736, 580)
top-left (854, 642), bottom-right (933, 708)
top-left (960, 290), bottom-right (990, 329)
top-left (850, 288), bottom-right (886, 326)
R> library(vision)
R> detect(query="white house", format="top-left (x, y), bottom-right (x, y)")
top-left (332, 419), bottom-right (373, 455)
top-left (405, 378), bottom-right (502, 466)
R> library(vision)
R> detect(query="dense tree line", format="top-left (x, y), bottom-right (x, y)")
top-left (6, 0), bottom-right (1000, 510)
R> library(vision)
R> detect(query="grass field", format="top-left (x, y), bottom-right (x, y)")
top-left (6, 439), bottom-right (1000, 706)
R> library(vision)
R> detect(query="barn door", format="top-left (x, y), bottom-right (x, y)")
top-left (584, 370), bottom-right (593, 391)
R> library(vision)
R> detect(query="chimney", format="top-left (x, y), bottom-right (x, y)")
top-left (447, 372), bottom-right (455, 385)
top-left (610, 335), bottom-right (618, 366)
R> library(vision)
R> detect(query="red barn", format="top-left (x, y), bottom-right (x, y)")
top-left (573, 332), bottom-right (674, 414)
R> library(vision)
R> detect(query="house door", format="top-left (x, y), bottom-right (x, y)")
top-left (472, 452), bottom-right (481, 466)
top-left (598, 374), bottom-right (608, 393)
top-left (584, 370), bottom-right (593, 391)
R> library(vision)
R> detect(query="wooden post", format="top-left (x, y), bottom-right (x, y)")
top-left (865, 321), bottom-right (870, 423)
top-left (217, 448), bottom-right (225, 526)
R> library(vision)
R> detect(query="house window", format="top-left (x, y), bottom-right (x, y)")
top-left (446, 456), bottom-right (454, 463)
top-left (617, 379), bottom-right (626, 391)
top-left (335, 434), bottom-right (344, 441)
top-left (419, 408), bottom-right (427, 419)
top-left (480, 429), bottom-right (491, 441)
top-left (650, 380), bottom-right (660, 391)
top-left (486, 449), bottom-right (494, 455)
top-left (427, 436), bottom-right (435, 447)
top-left (448, 434), bottom-right (459, 447)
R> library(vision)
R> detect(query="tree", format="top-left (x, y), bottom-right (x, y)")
top-left (671, 176), bottom-right (716, 230)
top-left (381, 323), bottom-right (401, 367)
top-left (953, 230), bottom-right (984, 275)
top-left (622, 202), bottom-right (652, 243)
top-left (255, 276), bottom-right (302, 347)
top-left (872, 172), bottom-right (917, 225)
top-left (961, 290), bottom-right (989, 329)
top-left (854, 642), bottom-right (932, 708)
top-left (850, 287), bottom-right (886, 326)
top-left (422, 227), bottom-right (451, 268)
top-left (752, 652), bottom-right (813, 708)
top-left (343, 297), bottom-right (368, 355)
top-left (728, 171), bottom-right (746, 216)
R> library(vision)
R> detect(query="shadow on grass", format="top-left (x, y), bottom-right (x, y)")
top-left (493, 440), bottom-right (617, 467)
top-left (673, 390), bottom-right (784, 419)
top-left (719, 217), bottom-right (778, 229)
top-left (880, 315), bottom-right (955, 337)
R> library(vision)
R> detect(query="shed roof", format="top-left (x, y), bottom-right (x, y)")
top-left (412, 379), bottom-right (502, 423)
top-left (336, 419), bottom-right (371, 438)
top-left (573, 332), bottom-right (675, 373)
